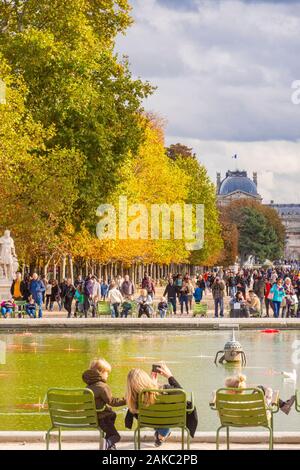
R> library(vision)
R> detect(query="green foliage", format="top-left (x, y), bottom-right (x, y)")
top-left (0, 0), bottom-right (153, 226)
top-left (167, 145), bottom-right (223, 265)
top-left (238, 207), bottom-right (281, 262)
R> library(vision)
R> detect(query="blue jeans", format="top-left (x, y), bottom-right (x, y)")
top-left (214, 297), bottom-right (224, 317)
top-left (180, 295), bottom-right (189, 315)
top-left (1, 307), bottom-right (12, 317)
top-left (36, 300), bottom-right (43, 318)
top-left (155, 428), bottom-right (170, 438)
top-left (26, 306), bottom-right (36, 318)
top-left (168, 298), bottom-right (176, 314)
top-left (111, 303), bottom-right (120, 318)
top-left (273, 301), bottom-right (281, 318)
top-left (229, 286), bottom-right (237, 298)
top-left (121, 305), bottom-right (132, 318)
top-left (158, 308), bottom-right (167, 318)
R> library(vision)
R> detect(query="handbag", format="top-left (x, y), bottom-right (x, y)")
top-left (267, 292), bottom-right (274, 300)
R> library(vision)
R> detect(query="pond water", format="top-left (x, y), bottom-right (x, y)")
top-left (0, 329), bottom-right (299, 432)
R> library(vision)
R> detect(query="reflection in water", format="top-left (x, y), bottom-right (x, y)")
top-left (0, 330), bottom-right (299, 432)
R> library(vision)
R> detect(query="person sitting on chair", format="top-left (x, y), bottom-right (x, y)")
top-left (1, 298), bottom-right (16, 318)
top-left (82, 358), bottom-right (126, 450)
top-left (136, 289), bottom-right (153, 318)
top-left (157, 296), bottom-right (168, 318)
top-left (224, 374), bottom-right (295, 415)
top-left (229, 291), bottom-right (249, 318)
top-left (246, 290), bottom-right (261, 317)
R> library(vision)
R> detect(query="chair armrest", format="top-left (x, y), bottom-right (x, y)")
top-left (186, 392), bottom-right (195, 414)
top-left (268, 390), bottom-right (280, 413)
top-left (296, 390), bottom-right (300, 412)
top-left (209, 391), bottom-right (217, 410)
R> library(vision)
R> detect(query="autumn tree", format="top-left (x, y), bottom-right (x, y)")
top-left (167, 144), bottom-right (223, 265)
top-left (0, 0), bottom-right (153, 226)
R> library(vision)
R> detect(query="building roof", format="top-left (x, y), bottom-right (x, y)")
top-left (218, 170), bottom-right (258, 196)
top-left (269, 204), bottom-right (300, 216)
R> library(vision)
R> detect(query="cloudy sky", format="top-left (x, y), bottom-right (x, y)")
top-left (117, 0), bottom-right (300, 203)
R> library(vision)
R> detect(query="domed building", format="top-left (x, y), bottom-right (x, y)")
top-left (217, 170), bottom-right (262, 206)
top-left (216, 168), bottom-right (300, 260)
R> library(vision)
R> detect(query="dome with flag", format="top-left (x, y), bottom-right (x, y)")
top-left (218, 170), bottom-right (258, 196)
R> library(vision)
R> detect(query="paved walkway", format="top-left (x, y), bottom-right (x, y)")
top-left (2, 441), bottom-right (300, 450)
top-left (2, 431), bottom-right (300, 450)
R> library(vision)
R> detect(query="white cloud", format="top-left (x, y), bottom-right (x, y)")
top-left (117, 0), bottom-right (300, 202)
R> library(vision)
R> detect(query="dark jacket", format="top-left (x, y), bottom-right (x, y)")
top-left (10, 279), bottom-right (28, 300)
top-left (82, 369), bottom-right (126, 419)
top-left (50, 284), bottom-right (61, 302)
top-left (64, 284), bottom-right (76, 300)
top-left (253, 278), bottom-right (265, 297)
top-left (84, 278), bottom-right (94, 297)
top-left (141, 277), bottom-right (155, 294)
top-left (163, 283), bottom-right (177, 299)
top-left (125, 376), bottom-right (198, 438)
top-left (121, 280), bottom-right (135, 296)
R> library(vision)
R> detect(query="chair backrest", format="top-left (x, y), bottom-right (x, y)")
top-left (47, 388), bottom-right (98, 428)
top-left (193, 303), bottom-right (208, 314)
top-left (138, 388), bottom-right (187, 429)
top-left (216, 388), bottom-right (269, 427)
top-left (96, 301), bottom-right (111, 315)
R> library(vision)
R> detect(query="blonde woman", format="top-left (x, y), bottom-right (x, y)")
top-left (224, 374), bottom-right (295, 414)
top-left (136, 288), bottom-right (153, 318)
top-left (82, 358), bottom-right (126, 450)
top-left (125, 363), bottom-right (181, 447)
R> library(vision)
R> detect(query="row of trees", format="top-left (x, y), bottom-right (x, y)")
top-left (0, 0), bottom-right (223, 279)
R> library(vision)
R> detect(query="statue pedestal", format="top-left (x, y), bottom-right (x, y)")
top-left (0, 280), bottom-right (11, 300)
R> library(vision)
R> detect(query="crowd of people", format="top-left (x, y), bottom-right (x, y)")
top-left (220, 267), bottom-right (300, 318)
top-left (1, 265), bottom-right (300, 319)
top-left (1, 271), bottom-right (207, 319)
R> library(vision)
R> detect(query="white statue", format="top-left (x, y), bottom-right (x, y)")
top-left (0, 230), bottom-right (17, 280)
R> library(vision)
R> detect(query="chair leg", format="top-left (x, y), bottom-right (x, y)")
top-left (216, 426), bottom-right (223, 450)
top-left (185, 428), bottom-right (190, 450)
top-left (269, 426), bottom-right (273, 450)
top-left (99, 429), bottom-right (104, 450)
top-left (181, 428), bottom-right (184, 450)
top-left (226, 427), bottom-right (230, 450)
top-left (134, 429), bottom-right (138, 450)
top-left (137, 428), bottom-right (141, 450)
top-left (45, 430), bottom-right (51, 450)
top-left (58, 427), bottom-right (62, 450)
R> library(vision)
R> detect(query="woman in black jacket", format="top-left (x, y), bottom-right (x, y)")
top-left (125, 363), bottom-right (197, 447)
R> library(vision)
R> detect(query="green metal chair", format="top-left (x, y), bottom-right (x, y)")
top-left (166, 302), bottom-right (174, 317)
top-left (193, 303), bottom-right (208, 317)
top-left (46, 388), bottom-right (104, 450)
top-left (296, 390), bottom-right (300, 412)
top-left (134, 388), bottom-right (193, 450)
top-left (210, 387), bottom-right (279, 450)
top-left (96, 301), bottom-right (112, 317)
top-left (13, 300), bottom-right (27, 318)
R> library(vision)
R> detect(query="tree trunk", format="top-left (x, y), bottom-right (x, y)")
top-left (69, 256), bottom-right (74, 284)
